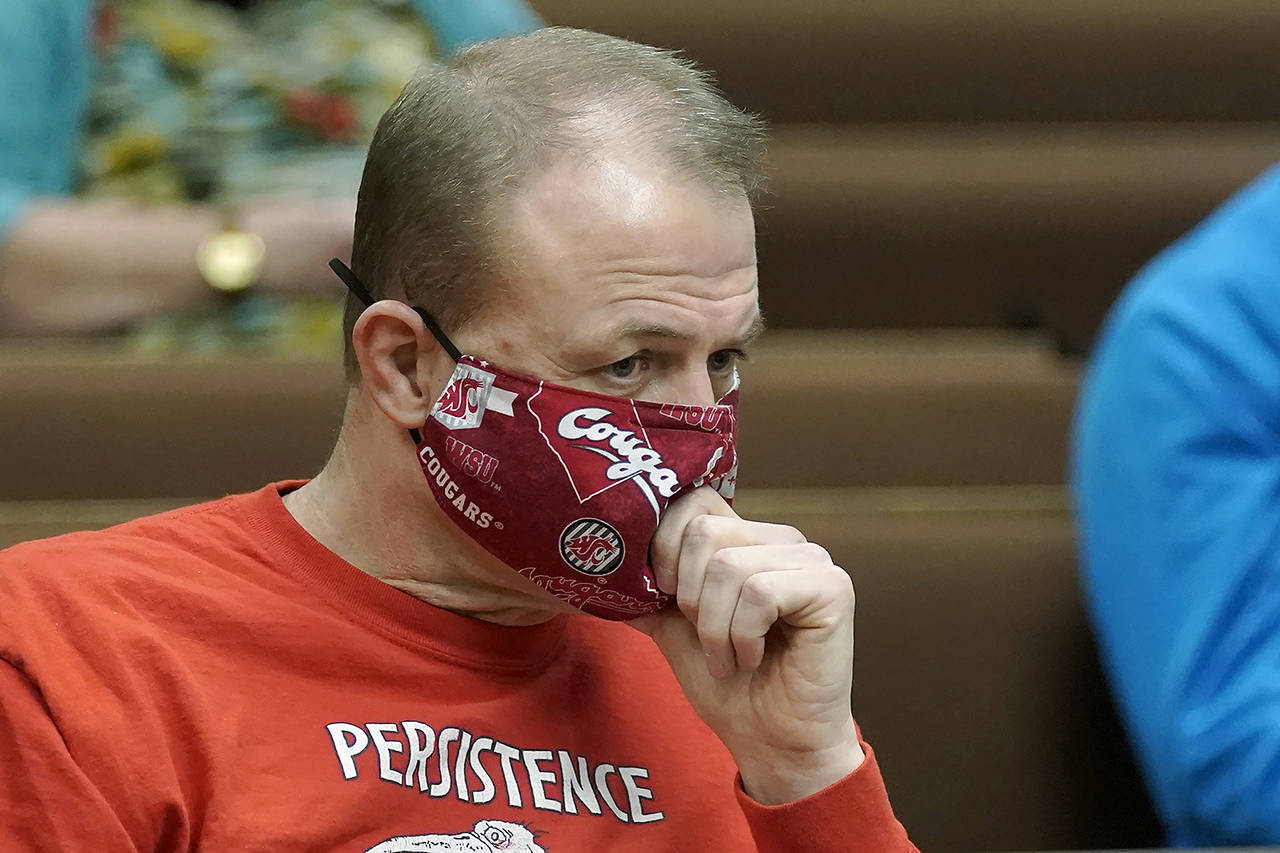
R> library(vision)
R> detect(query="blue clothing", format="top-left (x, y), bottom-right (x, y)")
top-left (0, 0), bottom-right (539, 243)
top-left (0, 0), bottom-right (93, 238)
top-left (410, 0), bottom-right (541, 54)
top-left (1074, 162), bottom-right (1280, 845)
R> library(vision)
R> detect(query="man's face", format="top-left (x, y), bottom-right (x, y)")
top-left (451, 152), bottom-right (761, 408)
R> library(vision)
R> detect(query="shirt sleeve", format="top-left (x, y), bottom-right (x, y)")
top-left (0, 658), bottom-right (136, 851)
top-left (0, 0), bottom-right (91, 243)
top-left (409, 0), bottom-right (542, 55)
top-left (735, 739), bottom-right (917, 852)
top-left (1074, 188), bottom-right (1280, 846)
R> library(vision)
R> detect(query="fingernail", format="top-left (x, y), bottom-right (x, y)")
top-left (655, 570), bottom-right (674, 594)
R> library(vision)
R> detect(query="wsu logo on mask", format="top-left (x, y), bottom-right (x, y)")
top-left (444, 435), bottom-right (499, 486)
top-left (431, 364), bottom-right (496, 430)
top-left (559, 518), bottom-right (626, 576)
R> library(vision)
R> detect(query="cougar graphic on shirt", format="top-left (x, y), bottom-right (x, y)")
top-left (363, 820), bottom-right (546, 853)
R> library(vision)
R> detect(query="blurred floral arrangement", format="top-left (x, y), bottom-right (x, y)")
top-left (80, 0), bottom-right (436, 355)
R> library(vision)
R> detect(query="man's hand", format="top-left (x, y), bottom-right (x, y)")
top-left (632, 487), bottom-right (864, 805)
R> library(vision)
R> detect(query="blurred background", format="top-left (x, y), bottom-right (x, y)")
top-left (5, 2), bottom-right (1280, 851)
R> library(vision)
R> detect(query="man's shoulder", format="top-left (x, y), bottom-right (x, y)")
top-left (2, 493), bottom-right (242, 560)
top-left (0, 494), bottom-right (254, 613)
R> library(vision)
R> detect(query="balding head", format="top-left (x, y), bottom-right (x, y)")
top-left (345, 27), bottom-right (768, 380)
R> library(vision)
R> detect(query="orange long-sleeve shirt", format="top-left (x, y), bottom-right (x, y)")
top-left (0, 482), bottom-right (915, 851)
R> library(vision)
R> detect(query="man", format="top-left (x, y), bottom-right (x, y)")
top-left (0, 29), bottom-right (915, 851)
top-left (1075, 161), bottom-right (1280, 844)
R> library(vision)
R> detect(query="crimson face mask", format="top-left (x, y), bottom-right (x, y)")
top-left (331, 260), bottom-right (739, 620)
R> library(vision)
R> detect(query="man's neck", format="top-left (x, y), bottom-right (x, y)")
top-left (281, 414), bottom-right (562, 627)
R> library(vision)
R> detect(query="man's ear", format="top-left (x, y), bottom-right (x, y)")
top-left (351, 301), bottom-right (451, 429)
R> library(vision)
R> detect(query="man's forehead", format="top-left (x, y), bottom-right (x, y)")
top-left (504, 151), bottom-right (756, 278)
top-left (493, 146), bottom-right (760, 360)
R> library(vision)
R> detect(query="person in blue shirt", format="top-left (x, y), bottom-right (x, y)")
top-left (1075, 161), bottom-right (1280, 845)
top-left (0, 0), bottom-right (540, 340)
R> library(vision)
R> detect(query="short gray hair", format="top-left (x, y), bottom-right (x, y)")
top-left (344, 27), bottom-right (768, 379)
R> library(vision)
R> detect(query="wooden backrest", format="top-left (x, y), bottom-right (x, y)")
top-left (0, 334), bottom-right (1077, 500)
top-left (531, 0), bottom-right (1280, 124)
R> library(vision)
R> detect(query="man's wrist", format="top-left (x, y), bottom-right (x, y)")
top-left (737, 737), bottom-right (867, 806)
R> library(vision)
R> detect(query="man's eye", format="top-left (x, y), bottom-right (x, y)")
top-left (708, 349), bottom-right (745, 372)
top-left (607, 355), bottom-right (645, 379)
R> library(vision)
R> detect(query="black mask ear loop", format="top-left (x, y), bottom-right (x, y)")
top-left (329, 258), bottom-right (462, 444)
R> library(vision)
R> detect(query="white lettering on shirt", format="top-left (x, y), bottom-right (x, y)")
top-left (325, 722), bottom-right (368, 780)
top-left (365, 723), bottom-right (405, 785)
top-left (324, 720), bottom-right (665, 825)
top-left (401, 721), bottom-right (435, 792)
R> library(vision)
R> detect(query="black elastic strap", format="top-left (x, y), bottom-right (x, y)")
top-left (328, 258), bottom-right (374, 306)
top-left (328, 258), bottom-right (463, 362)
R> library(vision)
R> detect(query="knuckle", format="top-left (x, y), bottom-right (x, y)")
top-left (684, 513), bottom-right (720, 544)
top-left (704, 548), bottom-right (741, 581)
top-left (730, 628), bottom-right (762, 653)
top-left (676, 590), bottom-right (700, 615)
top-left (834, 565), bottom-right (854, 589)
top-left (802, 541), bottom-right (833, 564)
top-left (832, 567), bottom-right (856, 601)
top-left (739, 572), bottom-right (774, 607)
top-left (696, 625), bottom-right (728, 652)
top-left (776, 524), bottom-right (807, 544)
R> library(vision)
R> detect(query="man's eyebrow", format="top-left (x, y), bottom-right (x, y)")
top-left (615, 323), bottom-right (691, 340)
top-left (738, 312), bottom-right (766, 347)
top-left (614, 311), bottom-right (766, 347)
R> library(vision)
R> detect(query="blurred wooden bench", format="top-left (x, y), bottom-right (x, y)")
top-left (0, 332), bottom-right (1077, 500)
top-left (759, 126), bottom-right (1280, 351)
top-left (532, 0), bottom-right (1280, 124)
top-left (0, 485), bottom-right (1161, 852)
